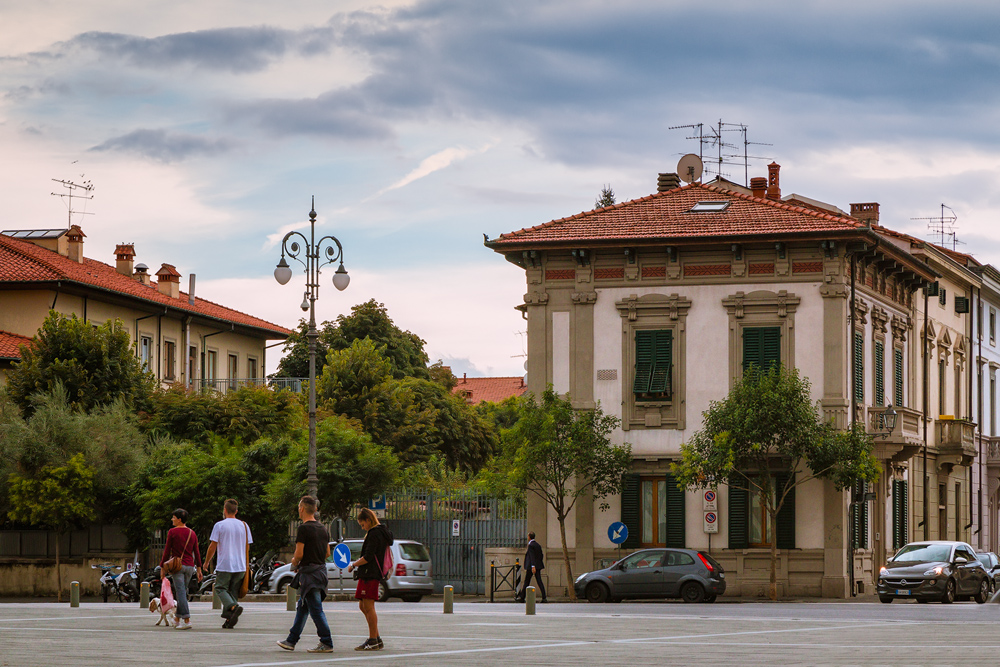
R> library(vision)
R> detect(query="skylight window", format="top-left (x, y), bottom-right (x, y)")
top-left (686, 201), bottom-right (731, 213)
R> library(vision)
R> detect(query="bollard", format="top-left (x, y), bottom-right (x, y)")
top-left (70, 581), bottom-right (80, 608)
top-left (212, 582), bottom-right (221, 610)
top-left (286, 583), bottom-right (297, 611)
top-left (443, 585), bottom-right (454, 614)
top-left (489, 561), bottom-right (495, 604)
top-left (525, 586), bottom-right (536, 616)
top-left (140, 581), bottom-right (149, 609)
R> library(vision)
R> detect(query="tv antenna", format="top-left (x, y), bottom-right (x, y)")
top-left (669, 119), bottom-right (771, 186)
top-left (50, 176), bottom-right (95, 229)
top-left (912, 204), bottom-right (962, 251)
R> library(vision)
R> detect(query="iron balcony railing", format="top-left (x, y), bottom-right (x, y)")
top-left (192, 377), bottom-right (306, 393)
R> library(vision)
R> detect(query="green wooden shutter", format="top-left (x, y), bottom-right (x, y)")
top-left (728, 480), bottom-right (749, 549)
top-left (775, 473), bottom-right (795, 550)
top-left (894, 347), bottom-right (904, 408)
top-left (664, 473), bottom-right (686, 548)
top-left (874, 340), bottom-right (885, 407)
top-left (762, 327), bottom-right (781, 371)
top-left (648, 330), bottom-right (673, 396)
top-left (852, 481), bottom-right (869, 549)
top-left (633, 332), bottom-right (654, 394)
top-left (853, 332), bottom-right (864, 403)
top-left (743, 328), bottom-right (762, 373)
top-left (892, 479), bottom-right (908, 550)
top-left (621, 474), bottom-right (641, 548)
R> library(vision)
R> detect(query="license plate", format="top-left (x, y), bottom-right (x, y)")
top-left (414, 570), bottom-right (427, 576)
top-left (896, 589), bottom-right (911, 596)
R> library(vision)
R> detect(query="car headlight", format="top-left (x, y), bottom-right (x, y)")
top-left (879, 567), bottom-right (888, 577)
top-left (575, 574), bottom-right (587, 583)
top-left (923, 566), bottom-right (943, 576)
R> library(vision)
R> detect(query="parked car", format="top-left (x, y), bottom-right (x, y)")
top-left (268, 539), bottom-right (433, 602)
top-left (976, 551), bottom-right (1000, 592)
top-left (574, 548), bottom-right (725, 603)
top-left (877, 541), bottom-right (990, 604)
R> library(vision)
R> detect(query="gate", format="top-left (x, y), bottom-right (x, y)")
top-left (344, 488), bottom-right (525, 595)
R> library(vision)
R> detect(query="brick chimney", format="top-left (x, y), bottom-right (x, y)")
top-left (766, 162), bottom-right (781, 200)
top-left (134, 263), bottom-right (151, 286)
top-left (850, 202), bottom-right (880, 227)
top-left (155, 263), bottom-right (181, 298)
top-left (115, 244), bottom-right (135, 276)
top-left (657, 173), bottom-right (681, 192)
top-left (66, 225), bottom-right (86, 263)
top-left (750, 177), bottom-right (767, 199)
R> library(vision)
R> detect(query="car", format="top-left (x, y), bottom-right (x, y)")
top-left (877, 541), bottom-right (990, 604)
top-left (573, 548), bottom-right (725, 603)
top-left (976, 551), bottom-right (1000, 593)
top-left (268, 538), bottom-right (433, 602)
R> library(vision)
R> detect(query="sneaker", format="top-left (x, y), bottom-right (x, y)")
top-left (223, 605), bottom-right (243, 629)
top-left (376, 637), bottom-right (384, 649)
top-left (355, 639), bottom-right (381, 651)
top-left (276, 640), bottom-right (295, 651)
top-left (307, 644), bottom-right (334, 653)
top-left (175, 620), bottom-right (192, 630)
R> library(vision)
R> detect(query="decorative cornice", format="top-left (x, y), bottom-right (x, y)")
top-left (615, 293), bottom-right (693, 322)
top-left (572, 291), bottom-right (597, 304)
top-left (722, 289), bottom-right (801, 320)
top-left (523, 292), bottom-right (549, 306)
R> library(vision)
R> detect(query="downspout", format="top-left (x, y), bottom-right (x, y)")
top-left (83, 296), bottom-right (87, 322)
top-left (184, 316), bottom-right (193, 389)
top-left (50, 283), bottom-right (61, 309)
top-left (200, 326), bottom-right (232, 390)
top-left (849, 252), bottom-right (857, 597)
top-left (923, 287), bottom-right (929, 541)
top-left (968, 284), bottom-right (975, 538)
top-left (976, 286), bottom-right (984, 543)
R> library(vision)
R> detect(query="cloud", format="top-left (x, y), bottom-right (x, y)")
top-left (371, 142), bottom-right (498, 198)
top-left (228, 91), bottom-right (395, 141)
top-left (89, 129), bottom-right (235, 162)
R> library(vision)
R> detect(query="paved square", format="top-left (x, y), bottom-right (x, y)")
top-left (2, 599), bottom-right (1000, 666)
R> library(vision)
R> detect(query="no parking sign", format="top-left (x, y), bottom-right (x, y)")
top-left (703, 511), bottom-right (718, 534)
top-left (703, 489), bottom-right (717, 511)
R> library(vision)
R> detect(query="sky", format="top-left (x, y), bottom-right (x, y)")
top-left (3, 0), bottom-right (1000, 378)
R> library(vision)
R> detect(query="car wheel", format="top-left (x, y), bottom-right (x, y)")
top-left (974, 578), bottom-right (990, 604)
top-left (585, 582), bottom-right (609, 603)
top-left (704, 594), bottom-right (717, 603)
top-left (680, 582), bottom-right (705, 604)
top-left (378, 582), bottom-right (390, 602)
top-left (402, 594), bottom-right (422, 603)
top-left (879, 596), bottom-right (893, 604)
top-left (941, 578), bottom-right (956, 604)
top-left (276, 579), bottom-right (289, 594)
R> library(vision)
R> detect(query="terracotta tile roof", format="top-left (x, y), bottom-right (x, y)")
top-left (0, 329), bottom-right (32, 360)
top-left (0, 233), bottom-right (292, 337)
top-left (490, 182), bottom-right (866, 246)
top-left (872, 225), bottom-right (980, 267)
top-left (451, 376), bottom-right (528, 405)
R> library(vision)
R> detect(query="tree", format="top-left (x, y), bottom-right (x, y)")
top-left (487, 388), bottom-right (632, 599)
top-left (595, 184), bottom-right (616, 209)
top-left (7, 312), bottom-right (155, 418)
top-left (8, 453), bottom-right (96, 602)
top-left (672, 365), bottom-right (881, 600)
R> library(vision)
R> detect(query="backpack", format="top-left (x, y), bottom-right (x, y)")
top-left (378, 545), bottom-right (394, 582)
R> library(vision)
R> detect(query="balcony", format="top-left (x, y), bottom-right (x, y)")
top-left (935, 418), bottom-right (977, 470)
top-left (192, 377), bottom-right (306, 393)
top-left (986, 438), bottom-right (1000, 470)
top-left (865, 405), bottom-right (923, 463)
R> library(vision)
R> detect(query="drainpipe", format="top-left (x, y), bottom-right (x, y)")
top-left (977, 286), bottom-right (984, 547)
top-left (200, 329), bottom-right (227, 390)
top-left (849, 252), bottom-right (857, 597)
top-left (50, 283), bottom-right (61, 309)
top-left (184, 316), bottom-right (192, 389)
top-left (923, 287), bottom-right (929, 541)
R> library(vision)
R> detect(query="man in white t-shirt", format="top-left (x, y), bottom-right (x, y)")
top-left (204, 498), bottom-right (253, 629)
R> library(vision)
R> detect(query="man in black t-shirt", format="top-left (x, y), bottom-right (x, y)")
top-left (276, 496), bottom-right (333, 653)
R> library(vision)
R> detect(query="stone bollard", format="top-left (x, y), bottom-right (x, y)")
top-left (286, 583), bottom-right (297, 611)
top-left (525, 586), bottom-right (536, 615)
top-left (212, 582), bottom-right (221, 610)
top-left (443, 585), bottom-right (454, 614)
top-left (70, 581), bottom-right (80, 608)
top-left (140, 581), bottom-right (149, 609)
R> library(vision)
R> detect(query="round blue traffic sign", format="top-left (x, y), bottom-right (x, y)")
top-left (333, 542), bottom-right (351, 568)
top-left (608, 522), bottom-right (628, 545)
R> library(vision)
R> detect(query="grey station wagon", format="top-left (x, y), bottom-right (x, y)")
top-left (574, 548), bottom-right (725, 603)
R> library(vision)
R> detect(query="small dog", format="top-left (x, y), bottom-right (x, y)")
top-left (150, 585), bottom-right (178, 627)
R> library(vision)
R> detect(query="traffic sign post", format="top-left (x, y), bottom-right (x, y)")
top-left (608, 522), bottom-right (628, 562)
top-left (333, 542), bottom-right (352, 591)
top-left (703, 511), bottom-right (718, 534)
top-left (368, 494), bottom-right (386, 519)
top-left (703, 490), bottom-right (717, 511)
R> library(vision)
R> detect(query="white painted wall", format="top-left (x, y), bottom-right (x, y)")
top-left (551, 311), bottom-right (570, 395)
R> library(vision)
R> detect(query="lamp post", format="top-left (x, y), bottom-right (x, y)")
top-left (273, 198), bottom-right (350, 500)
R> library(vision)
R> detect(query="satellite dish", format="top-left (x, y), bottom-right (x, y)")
top-left (677, 154), bottom-right (703, 183)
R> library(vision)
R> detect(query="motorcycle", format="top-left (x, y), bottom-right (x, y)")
top-left (251, 550), bottom-right (285, 594)
top-left (113, 553), bottom-right (142, 603)
top-left (91, 563), bottom-right (124, 603)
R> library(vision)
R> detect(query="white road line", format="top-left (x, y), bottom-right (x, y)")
top-left (607, 622), bottom-right (920, 643)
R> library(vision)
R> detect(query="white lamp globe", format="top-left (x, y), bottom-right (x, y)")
top-left (333, 263), bottom-right (350, 291)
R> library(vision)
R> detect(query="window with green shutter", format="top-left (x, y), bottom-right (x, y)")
top-left (874, 340), bottom-right (885, 407)
top-left (627, 473), bottom-right (686, 548)
top-left (893, 347), bottom-right (904, 408)
top-left (775, 473), bottom-right (796, 550)
top-left (621, 474), bottom-right (641, 548)
top-left (892, 479), bottom-right (908, 550)
top-left (728, 481), bottom-right (749, 549)
top-left (852, 480), bottom-right (869, 549)
top-left (633, 330), bottom-right (672, 400)
top-left (853, 331), bottom-right (864, 404)
top-left (742, 327), bottom-right (780, 374)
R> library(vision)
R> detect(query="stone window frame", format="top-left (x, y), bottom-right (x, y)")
top-left (615, 293), bottom-right (691, 431)
top-left (163, 338), bottom-right (177, 382)
top-left (722, 290), bottom-right (800, 386)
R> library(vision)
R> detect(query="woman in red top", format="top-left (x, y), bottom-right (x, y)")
top-left (159, 509), bottom-right (203, 629)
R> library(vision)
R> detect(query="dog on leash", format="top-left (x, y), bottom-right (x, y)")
top-left (149, 597), bottom-right (174, 626)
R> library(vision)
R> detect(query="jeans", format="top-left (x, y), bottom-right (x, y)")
top-left (285, 588), bottom-right (332, 647)
top-left (172, 565), bottom-right (196, 619)
top-left (215, 570), bottom-right (243, 616)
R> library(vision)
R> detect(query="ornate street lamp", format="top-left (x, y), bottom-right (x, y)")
top-left (274, 199), bottom-right (349, 500)
top-left (872, 404), bottom-right (898, 439)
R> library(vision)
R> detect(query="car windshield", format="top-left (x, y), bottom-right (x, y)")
top-left (892, 544), bottom-right (952, 563)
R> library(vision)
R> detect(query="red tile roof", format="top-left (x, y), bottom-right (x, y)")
top-left (490, 182), bottom-right (866, 247)
top-left (452, 376), bottom-right (528, 405)
top-left (0, 329), bottom-right (32, 360)
top-left (0, 233), bottom-right (292, 337)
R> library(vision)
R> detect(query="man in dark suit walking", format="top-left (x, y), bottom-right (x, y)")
top-left (516, 532), bottom-right (547, 602)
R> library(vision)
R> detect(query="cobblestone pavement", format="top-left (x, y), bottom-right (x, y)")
top-left (2, 598), bottom-right (1000, 666)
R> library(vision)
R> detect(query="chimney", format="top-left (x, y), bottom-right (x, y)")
top-left (66, 225), bottom-right (86, 263)
top-left (766, 162), bottom-right (781, 200)
top-left (188, 273), bottom-right (196, 305)
top-left (657, 173), bottom-right (681, 192)
top-left (462, 372), bottom-right (467, 384)
top-left (115, 243), bottom-right (135, 276)
top-left (134, 263), bottom-right (151, 286)
top-left (156, 263), bottom-right (181, 298)
top-left (750, 177), bottom-right (767, 199)
top-left (850, 202), bottom-right (880, 227)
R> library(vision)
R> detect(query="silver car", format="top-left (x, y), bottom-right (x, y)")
top-left (573, 548), bottom-right (726, 603)
top-left (268, 539), bottom-right (433, 602)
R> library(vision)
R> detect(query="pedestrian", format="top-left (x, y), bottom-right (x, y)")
top-left (159, 508), bottom-right (204, 630)
top-left (346, 507), bottom-right (393, 651)
top-left (204, 498), bottom-right (252, 629)
top-left (276, 495), bottom-right (333, 653)
top-left (515, 531), bottom-right (547, 603)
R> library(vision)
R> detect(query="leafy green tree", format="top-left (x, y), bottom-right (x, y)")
top-left (487, 387), bottom-right (632, 599)
top-left (672, 365), bottom-right (881, 600)
top-left (267, 415), bottom-right (400, 525)
top-left (595, 184), bottom-right (616, 209)
top-left (271, 320), bottom-right (329, 380)
top-left (428, 361), bottom-right (458, 390)
top-left (8, 453), bottom-right (96, 602)
top-left (7, 312), bottom-right (155, 418)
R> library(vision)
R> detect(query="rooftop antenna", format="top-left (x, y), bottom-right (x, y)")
top-left (50, 175), bottom-right (95, 229)
top-left (670, 120), bottom-right (771, 186)
top-left (912, 204), bottom-right (962, 251)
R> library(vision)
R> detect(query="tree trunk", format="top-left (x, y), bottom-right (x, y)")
top-left (55, 532), bottom-right (62, 604)
top-left (557, 516), bottom-right (576, 600)
top-left (769, 508), bottom-right (778, 601)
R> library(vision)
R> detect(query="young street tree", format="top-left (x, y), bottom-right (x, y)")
top-left (672, 365), bottom-right (880, 600)
top-left (489, 388), bottom-right (632, 599)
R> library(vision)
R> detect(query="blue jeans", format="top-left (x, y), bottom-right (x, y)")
top-left (171, 566), bottom-right (196, 619)
top-left (285, 588), bottom-right (332, 647)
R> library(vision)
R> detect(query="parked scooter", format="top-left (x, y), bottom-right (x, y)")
top-left (114, 552), bottom-right (142, 602)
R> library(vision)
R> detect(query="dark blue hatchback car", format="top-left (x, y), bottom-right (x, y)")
top-left (574, 548), bottom-right (726, 603)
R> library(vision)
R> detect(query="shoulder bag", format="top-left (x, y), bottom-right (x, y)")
top-left (163, 529), bottom-right (193, 575)
top-left (238, 521), bottom-right (250, 599)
